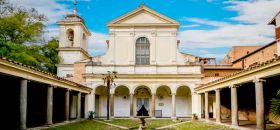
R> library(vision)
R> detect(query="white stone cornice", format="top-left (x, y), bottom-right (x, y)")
top-left (253, 78), bottom-right (266, 83)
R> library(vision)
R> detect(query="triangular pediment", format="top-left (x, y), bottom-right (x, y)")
top-left (107, 4), bottom-right (179, 27)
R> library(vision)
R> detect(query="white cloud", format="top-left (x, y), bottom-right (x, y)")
top-left (226, 0), bottom-right (280, 24)
top-left (43, 27), bottom-right (60, 41)
top-left (179, 0), bottom-right (279, 58)
top-left (9, 0), bottom-right (71, 25)
top-left (181, 24), bottom-right (200, 28)
top-left (88, 32), bottom-right (108, 56)
top-left (182, 17), bottom-right (231, 27)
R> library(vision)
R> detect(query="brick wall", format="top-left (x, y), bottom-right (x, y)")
top-left (204, 69), bottom-right (240, 77)
top-left (72, 62), bottom-right (86, 85)
top-left (242, 43), bottom-right (277, 69)
top-left (221, 46), bottom-right (261, 64)
top-left (276, 27), bottom-right (280, 40)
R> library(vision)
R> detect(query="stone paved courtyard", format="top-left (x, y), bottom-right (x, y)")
top-left (45, 119), bottom-right (234, 130)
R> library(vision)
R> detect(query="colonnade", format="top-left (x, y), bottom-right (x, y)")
top-left (203, 78), bottom-right (265, 130)
top-left (19, 79), bottom-right (87, 129)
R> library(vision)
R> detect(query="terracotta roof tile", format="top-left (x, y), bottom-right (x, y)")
top-left (202, 56), bottom-right (280, 86)
top-left (0, 57), bottom-right (92, 91)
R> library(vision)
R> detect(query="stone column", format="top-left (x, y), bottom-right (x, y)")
top-left (65, 89), bottom-right (70, 121)
top-left (92, 91), bottom-right (96, 117)
top-left (172, 93), bottom-right (176, 119)
top-left (110, 94), bottom-right (114, 118)
top-left (204, 92), bottom-right (209, 120)
top-left (20, 79), bottom-right (27, 130)
top-left (215, 89), bottom-right (221, 123)
top-left (231, 85), bottom-right (238, 126)
top-left (254, 79), bottom-right (265, 130)
top-left (130, 93), bottom-right (134, 118)
top-left (151, 93), bottom-right (156, 118)
top-left (77, 92), bottom-right (81, 119)
top-left (46, 85), bottom-right (53, 125)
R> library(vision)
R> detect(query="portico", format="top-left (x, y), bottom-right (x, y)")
top-left (196, 57), bottom-right (280, 130)
top-left (90, 82), bottom-right (198, 119)
top-left (0, 57), bottom-right (92, 129)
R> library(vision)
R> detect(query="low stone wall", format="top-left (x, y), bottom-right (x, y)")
top-left (221, 105), bottom-right (256, 122)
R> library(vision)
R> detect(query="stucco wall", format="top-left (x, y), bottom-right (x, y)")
top-left (114, 96), bottom-right (130, 117)
top-left (57, 66), bottom-right (74, 77)
top-left (99, 27), bottom-right (196, 66)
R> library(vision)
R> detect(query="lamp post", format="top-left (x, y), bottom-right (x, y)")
top-left (102, 71), bottom-right (117, 120)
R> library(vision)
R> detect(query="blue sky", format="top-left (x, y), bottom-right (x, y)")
top-left (9, 0), bottom-right (280, 62)
top-left (57, 0), bottom-right (237, 33)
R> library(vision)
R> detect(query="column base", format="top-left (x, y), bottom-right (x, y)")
top-left (45, 123), bottom-right (53, 127)
top-left (215, 119), bottom-right (221, 123)
top-left (205, 119), bottom-right (210, 123)
top-left (230, 125), bottom-right (239, 129)
top-left (46, 122), bottom-right (53, 126)
top-left (171, 117), bottom-right (177, 121)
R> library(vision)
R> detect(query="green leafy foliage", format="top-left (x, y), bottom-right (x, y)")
top-left (0, 0), bottom-right (59, 73)
top-left (0, 40), bottom-right (59, 73)
top-left (270, 90), bottom-right (280, 121)
top-left (0, 0), bottom-right (46, 44)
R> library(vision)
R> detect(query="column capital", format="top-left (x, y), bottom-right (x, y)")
top-left (215, 88), bottom-right (221, 91)
top-left (253, 78), bottom-right (266, 83)
top-left (191, 92), bottom-right (199, 95)
top-left (229, 84), bottom-right (240, 88)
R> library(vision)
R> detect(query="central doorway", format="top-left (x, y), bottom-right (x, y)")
top-left (134, 86), bottom-right (151, 116)
top-left (137, 98), bottom-right (149, 111)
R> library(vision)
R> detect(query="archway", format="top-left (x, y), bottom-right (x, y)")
top-left (95, 85), bottom-right (107, 117)
top-left (156, 85), bottom-right (172, 117)
top-left (114, 85), bottom-right (130, 117)
top-left (134, 86), bottom-right (151, 116)
top-left (176, 86), bottom-right (192, 117)
top-left (66, 29), bottom-right (74, 47)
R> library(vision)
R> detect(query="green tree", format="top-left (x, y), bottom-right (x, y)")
top-left (0, 0), bottom-right (46, 44)
top-left (0, 0), bottom-right (59, 73)
top-left (270, 90), bottom-right (280, 121)
top-left (41, 39), bottom-right (60, 73)
top-left (0, 40), bottom-right (59, 73)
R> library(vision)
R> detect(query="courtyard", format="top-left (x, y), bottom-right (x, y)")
top-left (46, 119), bottom-right (234, 130)
top-left (1, 0), bottom-right (280, 130)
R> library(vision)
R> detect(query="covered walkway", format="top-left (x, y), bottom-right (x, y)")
top-left (196, 56), bottom-right (280, 130)
top-left (0, 57), bottom-right (92, 129)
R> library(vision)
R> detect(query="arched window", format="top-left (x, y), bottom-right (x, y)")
top-left (66, 29), bottom-right (74, 47)
top-left (136, 37), bottom-right (150, 65)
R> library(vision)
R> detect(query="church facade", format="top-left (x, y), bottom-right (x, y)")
top-left (57, 5), bottom-right (203, 118)
top-left (55, 3), bottom-right (280, 129)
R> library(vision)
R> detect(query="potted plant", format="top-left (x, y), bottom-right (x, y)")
top-left (192, 113), bottom-right (198, 120)
top-left (88, 111), bottom-right (96, 120)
